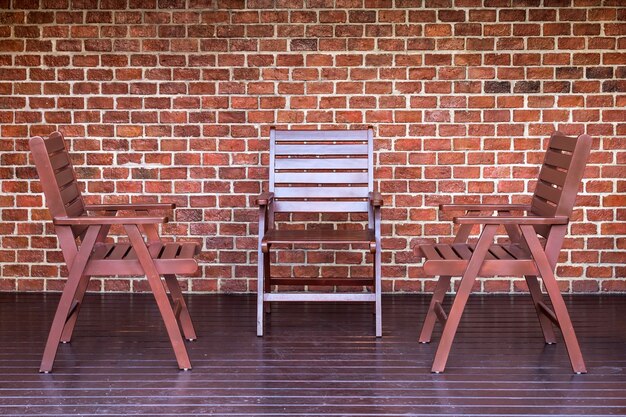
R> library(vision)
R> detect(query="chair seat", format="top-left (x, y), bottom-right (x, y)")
top-left (415, 243), bottom-right (538, 276)
top-left (85, 242), bottom-right (200, 276)
top-left (263, 229), bottom-right (375, 245)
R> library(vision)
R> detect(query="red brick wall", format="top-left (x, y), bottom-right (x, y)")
top-left (0, 0), bottom-right (624, 294)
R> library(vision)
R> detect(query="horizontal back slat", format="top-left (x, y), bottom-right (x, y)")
top-left (538, 165), bottom-right (567, 187)
top-left (44, 132), bottom-right (66, 153)
top-left (274, 172), bottom-right (368, 184)
top-left (543, 150), bottom-right (573, 170)
top-left (49, 152), bottom-right (72, 171)
top-left (65, 196), bottom-right (85, 217)
top-left (55, 167), bottom-right (75, 188)
top-left (534, 181), bottom-right (562, 205)
top-left (274, 201), bottom-right (369, 213)
top-left (548, 134), bottom-right (577, 152)
top-left (530, 196), bottom-right (557, 217)
top-left (60, 182), bottom-right (81, 205)
top-left (274, 186), bottom-right (370, 199)
top-left (274, 157), bottom-right (368, 170)
top-left (275, 144), bottom-right (368, 156)
top-left (274, 130), bottom-right (369, 141)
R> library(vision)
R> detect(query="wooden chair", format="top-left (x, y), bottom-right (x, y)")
top-left (415, 132), bottom-right (592, 374)
top-left (256, 128), bottom-right (383, 337)
top-left (30, 132), bottom-right (199, 373)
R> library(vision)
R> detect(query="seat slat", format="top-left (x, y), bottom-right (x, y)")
top-left (435, 244), bottom-right (461, 260)
top-left (92, 244), bottom-right (113, 260)
top-left (273, 201), bottom-right (369, 213)
top-left (503, 244), bottom-right (531, 260)
top-left (274, 144), bottom-right (368, 156)
top-left (274, 186), bottom-right (370, 199)
top-left (178, 242), bottom-right (199, 259)
top-left (548, 134), bottom-right (577, 152)
top-left (274, 157), bottom-right (369, 170)
top-left (544, 149), bottom-right (573, 170)
top-left (274, 172), bottom-right (369, 184)
top-left (538, 165), bottom-right (567, 187)
top-left (107, 243), bottom-right (131, 260)
top-left (489, 245), bottom-right (515, 260)
top-left (274, 130), bottom-right (369, 141)
top-left (534, 181), bottom-right (562, 205)
top-left (451, 243), bottom-right (473, 260)
top-left (161, 243), bottom-right (181, 260)
top-left (263, 229), bottom-right (374, 244)
top-left (419, 245), bottom-right (443, 260)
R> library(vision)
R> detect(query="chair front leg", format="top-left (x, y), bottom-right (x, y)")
top-left (40, 225), bottom-right (101, 373)
top-left (374, 205), bottom-right (382, 338)
top-left (257, 204), bottom-right (269, 337)
top-left (431, 224), bottom-right (497, 373)
top-left (124, 224), bottom-right (191, 370)
top-left (520, 225), bottom-right (586, 374)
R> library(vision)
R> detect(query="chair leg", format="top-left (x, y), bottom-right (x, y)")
top-left (431, 225), bottom-right (497, 373)
top-left (257, 249), bottom-right (266, 337)
top-left (164, 274), bottom-right (197, 341)
top-left (520, 226), bottom-right (586, 374)
top-left (125, 225), bottom-right (191, 370)
top-left (374, 243), bottom-right (382, 338)
top-left (263, 251), bottom-right (271, 315)
top-left (40, 226), bottom-right (101, 373)
top-left (524, 275), bottom-right (557, 344)
top-left (60, 274), bottom-right (90, 343)
top-left (419, 275), bottom-right (451, 343)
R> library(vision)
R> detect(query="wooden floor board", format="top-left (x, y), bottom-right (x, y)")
top-left (0, 293), bottom-right (625, 416)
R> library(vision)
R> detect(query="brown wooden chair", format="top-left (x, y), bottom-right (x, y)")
top-left (415, 132), bottom-right (592, 374)
top-left (256, 128), bottom-right (383, 337)
top-left (30, 132), bottom-right (199, 373)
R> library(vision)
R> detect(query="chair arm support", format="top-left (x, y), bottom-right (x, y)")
top-left (85, 203), bottom-right (175, 212)
top-left (453, 215), bottom-right (569, 225)
top-left (369, 192), bottom-right (384, 207)
top-left (54, 215), bottom-right (168, 225)
top-left (255, 192), bottom-right (275, 206)
top-left (440, 204), bottom-right (531, 212)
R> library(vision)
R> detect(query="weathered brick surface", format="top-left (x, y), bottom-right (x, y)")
top-left (0, 0), bottom-right (624, 294)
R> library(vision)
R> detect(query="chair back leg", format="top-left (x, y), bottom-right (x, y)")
top-left (524, 275), bottom-right (557, 344)
top-left (163, 274), bottom-right (197, 341)
top-left (59, 274), bottom-right (90, 343)
top-left (125, 225), bottom-right (192, 370)
top-left (520, 225), bottom-right (586, 374)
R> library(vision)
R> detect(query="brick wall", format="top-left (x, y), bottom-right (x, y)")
top-left (0, 0), bottom-right (624, 294)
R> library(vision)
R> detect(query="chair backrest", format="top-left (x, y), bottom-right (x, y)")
top-left (530, 131), bottom-right (592, 238)
top-left (29, 132), bottom-right (86, 238)
top-left (269, 128), bottom-right (374, 213)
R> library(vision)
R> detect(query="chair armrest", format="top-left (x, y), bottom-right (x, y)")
top-left (369, 192), bottom-right (383, 207)
top-left (255, 192), bottom-right (275, 206)
top-left (453, 215), bottom-right (568, 225)
top-left (54, 215), bottom-right (168, 225)
top-left (440, 204), bottom-right (531, 212)
top-left (85, 203), bottom-right (176, 211)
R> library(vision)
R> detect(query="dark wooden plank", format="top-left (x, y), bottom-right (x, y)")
top-left (0, 293), bottom-right (625, 416)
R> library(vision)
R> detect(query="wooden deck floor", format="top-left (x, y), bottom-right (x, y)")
top-left (1, 292), bottom-right (625, 416)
